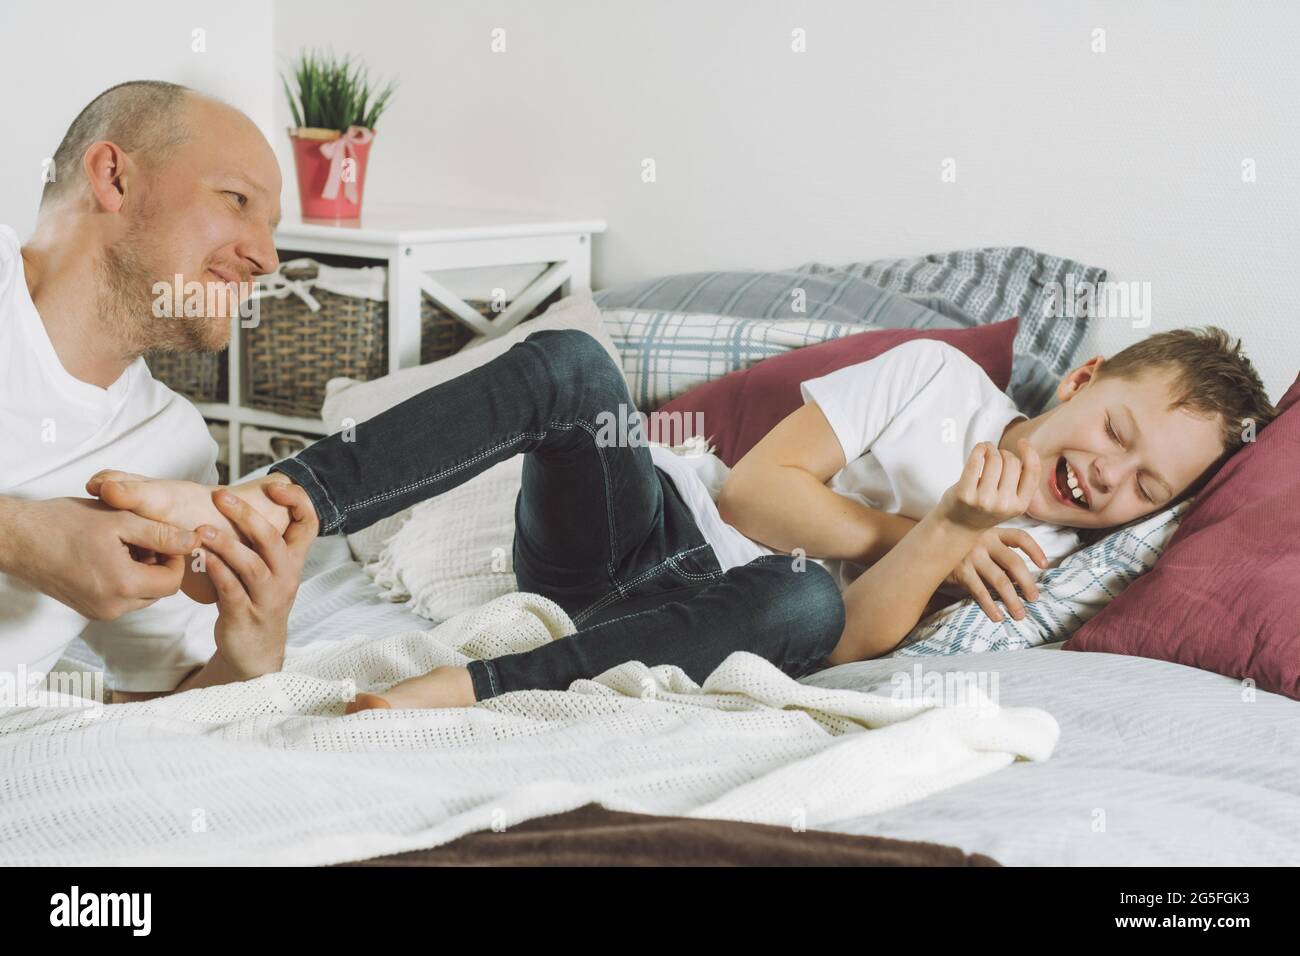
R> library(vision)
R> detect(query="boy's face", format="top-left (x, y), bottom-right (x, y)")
top-left (1009, 357), bottom-right (1226, 529)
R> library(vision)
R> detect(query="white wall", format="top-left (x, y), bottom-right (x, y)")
top-left (2, 1), bottom-right (1295, 401)
top-left (271, 0), bottom-right (1300, 401)
top-left (0, 0), bottom-right (275, 238)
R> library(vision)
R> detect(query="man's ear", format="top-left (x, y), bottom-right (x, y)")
top-left (1056, 354), bottom-right (1105, 403)
top-left (82, 140), bottom-right (131, 213)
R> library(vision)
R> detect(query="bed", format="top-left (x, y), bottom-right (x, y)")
top-left (274, 538), bottom-right (1300, 867)
top-left (299, 539), bottom-right (1300, 867)
top-left (9, 249), bottom-right (1296, 867)
top-left (38, 533), bottom-right (1297, 867)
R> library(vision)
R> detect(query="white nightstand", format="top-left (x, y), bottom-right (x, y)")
top-left (197, 203), bottom-right (606, 479)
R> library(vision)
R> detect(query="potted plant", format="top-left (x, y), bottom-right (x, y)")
top-left (282, 49), bottom-right (397, 220)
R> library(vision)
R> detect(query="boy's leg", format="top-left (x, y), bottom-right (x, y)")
top-left (269, 325), bottom-right (848, 700)
top-left (271, 329), bottom-right (666, 614)
top-left (467, 554), bottom-right (847, 700)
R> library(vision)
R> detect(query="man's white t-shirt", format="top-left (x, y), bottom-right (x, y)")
top-left (0, 224), bottom-right (219, 691)
top-left (648, 338), bottom-right (1081, 591)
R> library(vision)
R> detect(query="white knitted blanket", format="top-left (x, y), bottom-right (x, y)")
top-left (0, 593), bottom-right (1058, 865)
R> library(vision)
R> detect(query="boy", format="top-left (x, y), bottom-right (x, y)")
top-left (89, 324), bottom-right (1275, 709)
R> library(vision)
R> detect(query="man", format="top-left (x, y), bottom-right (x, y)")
top-left (0, 80), bottom-right (317, 703)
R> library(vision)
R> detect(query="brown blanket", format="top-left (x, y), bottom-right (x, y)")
top-left (333, 803), bottom-right (999, 867)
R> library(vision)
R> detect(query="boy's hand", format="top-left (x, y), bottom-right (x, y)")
top-left (937, 440), bottom-right (1041, 532)
top-left (943, 526), bottom-right (1049, 622)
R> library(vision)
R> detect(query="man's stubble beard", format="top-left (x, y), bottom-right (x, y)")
top-left (97, 213), bottom-right (231, 359)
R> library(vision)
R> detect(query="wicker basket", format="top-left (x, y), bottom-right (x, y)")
top-left (147, 350), bottom-right (227, 403)
top-left (245, 260), bottom-right (568, 419)
top-left (420, 294), bottom-right (476, 363)
top-left (207, 420), bottom-right (319, 483)
top-left (419, 286), bottom-right (566, 365)
top-left (243, 262), bottom-right (387, 419)
top-left (239, 425), bottom-right (314, 478)
top-left (207, 420), bottom-right (230, 485)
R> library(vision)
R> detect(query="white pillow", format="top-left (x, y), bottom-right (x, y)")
top-left (363, 439), bottom-right (716, 623)
top-left (364, 456), bottom-right (523, 622)
top-left (318, 290), bottom-right (627, 564)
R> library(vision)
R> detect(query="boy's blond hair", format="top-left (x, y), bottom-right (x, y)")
top-left (1095, 325), bottom-right (1276, 503)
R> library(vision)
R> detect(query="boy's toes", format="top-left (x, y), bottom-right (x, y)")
top-left (86, 469), bottom-right (147, 496)
top-left (345, 693), bottom-right (392, 715)
top-left (97, 479), bottom-right (174, 522)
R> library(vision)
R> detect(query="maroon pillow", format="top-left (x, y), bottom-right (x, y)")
top-left (658, 318), bottom-right (1020, 467)
top-left (1066, 373), bottom-right (1300, 699)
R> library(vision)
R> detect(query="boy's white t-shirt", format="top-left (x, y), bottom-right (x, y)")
top-left (648, 338), bottom-right (1081, 591)
top-left (0, 224), bottom-right (219, 691)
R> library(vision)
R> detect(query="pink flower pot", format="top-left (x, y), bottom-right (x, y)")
top-left (289, 128), bottom-right (375, 220)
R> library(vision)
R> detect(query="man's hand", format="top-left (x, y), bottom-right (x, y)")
top-left (942, 526), bottom-right (1049, 622)
top-left (936, 440), bottom-right (1041, 532)
top-left (0, 495), bottom-right (198, 620)
top-left (194, 482), bottom-right (318, 680)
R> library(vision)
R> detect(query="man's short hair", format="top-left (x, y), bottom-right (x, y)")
top-left (40, 80), bottom-right (194, 210)
top-left (1096, 325), bottom-right (1277, 496)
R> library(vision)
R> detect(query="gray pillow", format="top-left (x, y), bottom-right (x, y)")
top-left (594, 268), bottom-right (959, 329)
top-left (594, 246), bottom-right (1106, 415)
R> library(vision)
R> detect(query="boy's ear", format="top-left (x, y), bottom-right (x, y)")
top-left (1056, 354), bottom-right (1105, 402)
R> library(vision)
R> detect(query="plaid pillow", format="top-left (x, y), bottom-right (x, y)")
top-left (594, 246), bottom-right (1106, 415)
top-left (892, 501), bottom-right (1190, 657)
top-left (594, 269), bottom-right (964, 328)
top-left (598, 311), bottom-right (862, 411)
top-left (806, 247), bottom-right (1105, 415)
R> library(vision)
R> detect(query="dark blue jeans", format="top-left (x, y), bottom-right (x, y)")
top-left (270, 327), bottom-right (846, 701)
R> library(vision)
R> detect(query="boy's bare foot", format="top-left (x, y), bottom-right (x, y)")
top-left (344, 666), bottom-right (477, 713)
top-left (86, 469), bottom-right (297, 603)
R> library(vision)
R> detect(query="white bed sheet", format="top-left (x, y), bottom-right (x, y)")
top-left (805, 647), bottom-right (1300, 865)
top-left (60, 536), bottom-right (1300, 865)
top-left (60, 535), bottom-right (435, 673)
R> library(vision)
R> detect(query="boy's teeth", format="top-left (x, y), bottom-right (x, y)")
top-left (1064, 461), bottom-right (1086, 505)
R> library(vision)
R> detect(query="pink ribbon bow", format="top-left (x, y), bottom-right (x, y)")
top-left (319, 125), bottom-right (374, 202)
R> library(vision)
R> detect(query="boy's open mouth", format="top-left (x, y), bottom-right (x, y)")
top-left (1051, 455), bottom-right (1090, 510)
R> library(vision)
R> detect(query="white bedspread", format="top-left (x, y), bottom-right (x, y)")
top-left (0, 592), bottom-right (1057, 866)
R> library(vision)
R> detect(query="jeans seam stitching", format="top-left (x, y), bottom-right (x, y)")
top-left (588, 542), bottom-right (709, 610)
top-left (666, 555), bottom-right (723, 581)
top-left (573, 542), bottom-right (714, 624)
top-left (503, 415), bottom-right (622, 591)
top-left (566, 417), bottom-right (620, 583)
top-left (572, 603), bottom-right (673, 634)
top-left (277, 460), bottom-right (344, 534)
top-left (470, 659), bottom-right (500, 700)
top-left (338, 431), bottom-right (547, 517)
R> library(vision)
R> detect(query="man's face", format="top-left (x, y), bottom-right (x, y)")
top-left (1013, 358), bottom-right (1226, 529)
top-left (100, 96), bottom-right (282, 355)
